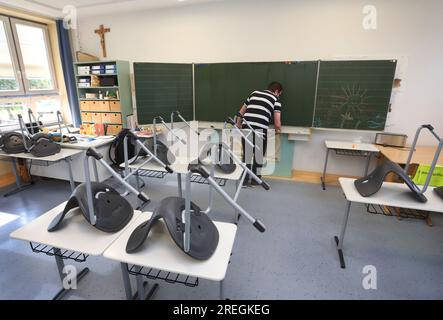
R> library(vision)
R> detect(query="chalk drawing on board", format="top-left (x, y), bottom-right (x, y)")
top-left (330, 84), bottom-right (368, 129)
top-left (367, 114), bottom-right (386, 129)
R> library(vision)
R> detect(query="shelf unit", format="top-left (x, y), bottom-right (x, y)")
top-left (74, 60), bottom-right (133, 135)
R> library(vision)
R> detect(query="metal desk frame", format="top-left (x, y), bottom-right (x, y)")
top-left (321, 140), bottom-right (379, 190)
top-left (2, 154), bottom-right (77, 197)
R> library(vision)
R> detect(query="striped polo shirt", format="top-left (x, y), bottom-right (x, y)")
top-left (243, 90), bottom-right (282, 130)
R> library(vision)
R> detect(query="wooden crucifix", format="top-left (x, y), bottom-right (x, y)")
top-left (94, 24), bottom-right (111, 58)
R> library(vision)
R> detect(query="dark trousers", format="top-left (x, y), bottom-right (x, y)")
top-left (242, 128), bottom-right (268, 180)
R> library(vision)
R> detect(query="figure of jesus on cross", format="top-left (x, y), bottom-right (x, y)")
top-left (95, 24), bottom-right (110, 58)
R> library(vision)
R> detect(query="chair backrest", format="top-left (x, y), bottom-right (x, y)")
top-left (25, 121), bottom-right (43, 134)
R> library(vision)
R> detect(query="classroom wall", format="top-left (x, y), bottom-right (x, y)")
top-left (75, 0), bottom-right (443, 176)
top-left (0, 162), bottom-right (12, 175)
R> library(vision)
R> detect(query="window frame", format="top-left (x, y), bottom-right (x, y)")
top-left (0, 15), bottom-right (25, 96)
top-left (9, 17), bottom-right (58, 96)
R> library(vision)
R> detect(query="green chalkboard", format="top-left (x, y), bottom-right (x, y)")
top-left (134, 63), bottom-right (193, 125)
top-left (195, 62), bottom-right (318, 126)
top-left (313, 60), bottom-right (397, 130)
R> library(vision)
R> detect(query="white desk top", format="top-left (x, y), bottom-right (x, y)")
top-left (123, 157), bottom-right (245, 181)
top-left (339, 178), bottom-right (443, 212)
top-left (104, 212), bottom-right (237, 281)
top-left (325, 140), bottom-right (379, 153)
top-left (0, 148), bottom-right (83, 162)
top-left (60, 135), bottom-right (114, 150)
top-left (10, 202), bottom-right (142, 256)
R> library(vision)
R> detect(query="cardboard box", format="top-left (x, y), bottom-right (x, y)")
top-left (91, 113), bottom-right (102, 123)
top-left (88, 101), bottom-right (99, 111)
top-left (97, 101), bottom-right (110, 112)
top-left (80, 101), bottom-right (90, 111)
top-left (85, 93), bottom-right (98, 99)
top-left (108, 113), bottom-right (122, 124)
top-left (81, 112), bottom-right (92, 122)
top-left (106, 124), bottom-right (122, 136)
top-left (109, 101), bottom-right (121, 112)
top-left (101, 113), bottom-right (111, 123)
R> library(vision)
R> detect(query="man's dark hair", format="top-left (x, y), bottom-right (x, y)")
top-left (268, 81), bottom-right (283, 93)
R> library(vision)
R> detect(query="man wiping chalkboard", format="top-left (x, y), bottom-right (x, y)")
top-left (236, 81), bottom-right (283, 186)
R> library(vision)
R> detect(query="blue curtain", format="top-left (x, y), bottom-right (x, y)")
top-left (56, 19), bottom-right (81, 127)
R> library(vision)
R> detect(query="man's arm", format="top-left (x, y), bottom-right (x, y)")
top-left (274, 112), bottom-right (282, 133)
top-left (237, 104), bottom-right (247, 128)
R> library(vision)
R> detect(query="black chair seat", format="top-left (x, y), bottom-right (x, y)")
top-left (435, 186), bottom-right (443, 200)
top-left (126, 197), bottom-right (219, 260)
top-left (0, 132), bottom-right (29, 154)
top-left (354, 160), bottom-right (428, 203)
top-left (139, 139), bottom-right (175, 165)
top-left (30, 133), bottom-right (61, 157)
top-left (48, 182), bottom-right (134, 233)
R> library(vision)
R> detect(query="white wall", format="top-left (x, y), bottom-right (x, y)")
top-left (75, 0), bottom-right (443, 176)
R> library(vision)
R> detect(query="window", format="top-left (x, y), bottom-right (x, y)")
top-left (0, 16), bottom-right (22, 95)
top-left (0, 96), bottom-right (60, 129)
top-left (0, 100), bottom-right (25, 127)
top-left (0, 15), bottom-right (59, 128)
top-left (11, 19), bottom-right (57, 93)
top-left (0, 15), bottom-right (57, 96)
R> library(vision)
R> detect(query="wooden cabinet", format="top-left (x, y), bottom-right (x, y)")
top-left (75, 61), bottom-right (132, 128)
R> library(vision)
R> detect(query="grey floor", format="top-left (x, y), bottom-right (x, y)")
top-left (1, 174), bottom-right (443, 300)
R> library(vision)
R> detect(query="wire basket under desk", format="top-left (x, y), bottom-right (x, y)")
top-left (191, 175), bottom-right (227, 187)
top-left (29, 242), bottom-right (89, 263)
top-left (127, 264), bottom-right (199, 287)
top-left (334, 149), bottom-right (371, 157)
top-left (132, 168), bottom-right (227, 187)
top-left (365, 204), bottom-right (432, 225)
top-left (134, 169), bottom-right (167, 179)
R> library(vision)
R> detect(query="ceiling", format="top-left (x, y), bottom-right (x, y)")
top-left (4, 0), bottom-right (224, 17)
top-left (30, 0), bottom-right (162, 10)
top-left (0, 0), bottom-right (225, 18)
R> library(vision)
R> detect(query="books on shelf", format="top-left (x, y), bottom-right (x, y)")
top-left (77, 64), bottom-right (117, 75)
top-left (77, 66), bottom-right (90, 75)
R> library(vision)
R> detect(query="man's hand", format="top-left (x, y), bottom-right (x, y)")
top-left (274, 112), bottom-right (282, 134)
top-left (237, 104), bottom-right (247, 128)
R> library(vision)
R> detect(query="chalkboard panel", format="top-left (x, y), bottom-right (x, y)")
top-left (313, 60), bottom-right (397, 130)
top-left (195, 61), bottom-right (318, 126)
top-left (134, 63), bottom-right (193, 125)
